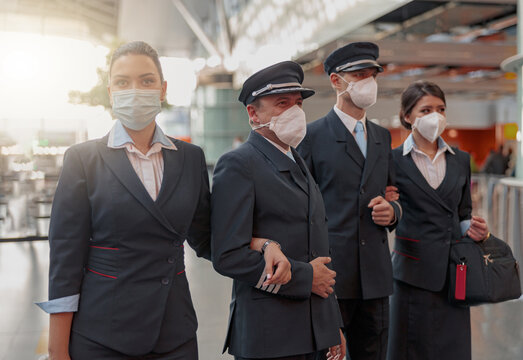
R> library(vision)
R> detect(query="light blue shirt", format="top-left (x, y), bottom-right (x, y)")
top-left (108, 120), bottom-right (176, 149)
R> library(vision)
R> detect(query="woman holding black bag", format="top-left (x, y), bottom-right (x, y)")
top-left (385, 80), bottom-right (489, 360)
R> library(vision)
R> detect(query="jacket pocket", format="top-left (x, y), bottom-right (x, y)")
top-left (86, 245), bottom-right (119, 279)
top-left (393, 235), bottom-right (421, 261)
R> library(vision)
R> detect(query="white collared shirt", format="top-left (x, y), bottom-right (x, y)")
top-left (108, 120), bottom-right (177, 201)
top-left (402, 134), bottom-right (455, 189)
top-left (402, 134), bottom-right (470, 236)
top-left (333, 105), bottom-right (367, 140)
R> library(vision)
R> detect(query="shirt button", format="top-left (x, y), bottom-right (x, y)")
top-left (167, 257), bottom-right (175, 264)
top-left (361, 239), bottom-right (366, 245)
top-left (311, 250), bottom-right (318, 257)
top-left (161, 277), bottom-right (170, 285)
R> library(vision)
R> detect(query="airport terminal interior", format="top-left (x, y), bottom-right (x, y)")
top-left (0, 0), bottom-right (522, 359)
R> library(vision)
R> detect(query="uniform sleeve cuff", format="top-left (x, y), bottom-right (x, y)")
top-left (392, 200), bottom-right (402, 220)
top-left (254, 270), bottom-right (281, 294)
top-left (35, 294), bottom-right (79, 314)
top-left (460, 220), bottom-right (471, 237)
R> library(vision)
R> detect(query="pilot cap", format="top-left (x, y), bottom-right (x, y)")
top-left (238, 61), bottom-right (315, 106)
top-left (323, 42), bottom-right (383, 75)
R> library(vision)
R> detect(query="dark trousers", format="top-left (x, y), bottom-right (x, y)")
top-left (69, 331), bottom-right (198, 360)
top-left (338, 297), bottom-right (389, 360)
top-left (235, 353), bottom-right (317, 360)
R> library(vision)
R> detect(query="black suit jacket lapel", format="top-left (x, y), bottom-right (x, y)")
top-left (96, 137), bottom-right (182, 236)
top-left (396, 144), bottom-right (453, 213)
top-left (293, 147), bottom-right (313, 192)
top-left (289, 163), bottom-right (309, 195)
top-left (361, 121), bottom-right (381, 186)
top-left (293, 147), bottom-right (316, 214)
top-left (434, 151), bottom-right (460, 199)
top-left (156, 139), bottom-right (184, 206)
top-left (327, 109), bottom-right (365, 169)
top-left (248, 131), bottom-right (308, 195)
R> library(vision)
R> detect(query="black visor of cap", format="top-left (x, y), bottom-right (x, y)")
top-left (255, 86), bottom-right (315, 101)
top-left (338, 61), bottom-right (384, 73)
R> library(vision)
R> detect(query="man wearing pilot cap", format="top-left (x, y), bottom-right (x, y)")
top-left (297, 42), bottom-right (402, 360)
top-left (211, 61), bottom-right (345, 360)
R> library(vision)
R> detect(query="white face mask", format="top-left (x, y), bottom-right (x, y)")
top-left (252, 104), bottom-right (307, 148)
top-left (111, 89), bottom-right (162, 131)
top-left (412, 112), bottom-right (447, 143)
top-left (337, 75), bottom-right (377, 109)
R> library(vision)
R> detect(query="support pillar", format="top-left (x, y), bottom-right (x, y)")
top-left (501, 0), bottom-right (523, 179)
top-left (191, 86), bottom-right (250, 165)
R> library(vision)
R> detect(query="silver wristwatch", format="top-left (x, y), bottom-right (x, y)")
top-left (261, 239), bottom-right (281, 254)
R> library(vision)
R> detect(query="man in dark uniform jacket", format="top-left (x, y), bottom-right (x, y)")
top-left (211, 61), bottom-right (344, 360)
top-left (297, 42), bottom-right (402, 360)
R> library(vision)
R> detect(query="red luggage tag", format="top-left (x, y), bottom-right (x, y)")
top-left (455, 263), bottom-right (467, 300)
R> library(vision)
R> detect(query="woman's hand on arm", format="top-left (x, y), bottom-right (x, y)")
top-left (48, 312), bottom-right (73, 360)
top-left (385, 185), bottom-right (399, 202)
top-left (250, 237), bottom-right (291, 286)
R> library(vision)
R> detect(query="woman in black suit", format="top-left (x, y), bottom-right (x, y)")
top-left (37, 41), bottom-right (213, 360)
top-left (386, 81), bottom-right (489, 360)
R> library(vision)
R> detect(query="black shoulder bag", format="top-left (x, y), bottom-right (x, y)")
top-left (448, 234), bottom-right (521, 306)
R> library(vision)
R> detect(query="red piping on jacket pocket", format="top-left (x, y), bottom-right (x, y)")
top-left (87, 268), bottom-right (118, 279)
top-left (89, 245), bottom-right (119, 250)
top-left (177, 270), bottom-right (185, 275)
top-left (393, 250), bottom-right (420, 261)
top-left (395, 236), bottom-right (420, 243)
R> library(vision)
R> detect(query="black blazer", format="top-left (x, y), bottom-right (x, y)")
top-left (391, 145), bottom-right (472, 291)
top-left (211, 131), bottom-right (342, 358)
top-left (297, 109), bottom-right (400, 300)
top-left (48, 135), bottom-right (210, 356)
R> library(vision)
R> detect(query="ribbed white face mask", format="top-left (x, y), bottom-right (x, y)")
top-left (412, 112), bottom-right (447, 143)
top-left (111, 89), bottom-right (162, 130)
top-left (252, 104), bottom-right (307, 148)
top-left (337, 75), bottom-right (378, 109)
